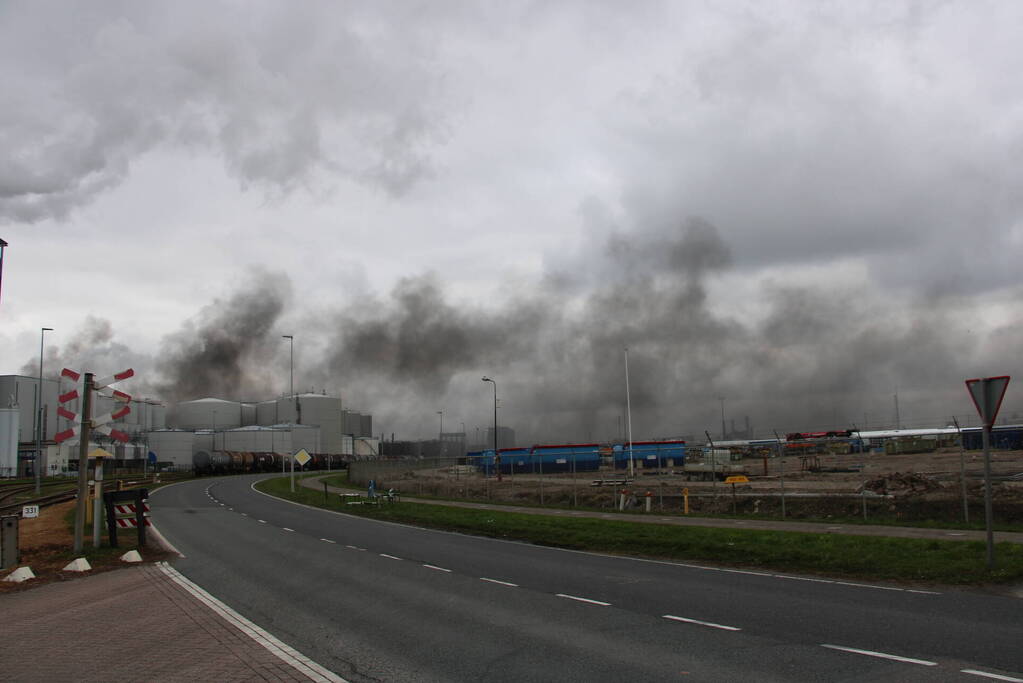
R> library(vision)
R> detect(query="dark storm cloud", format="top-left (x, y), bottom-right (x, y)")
top-left (0, 3), bottom-right (448, 223)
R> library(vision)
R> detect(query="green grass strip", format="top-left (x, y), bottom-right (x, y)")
top-left (256, 475), bottom-right (1023, 585)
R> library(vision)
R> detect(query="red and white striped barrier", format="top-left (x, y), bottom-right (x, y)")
top-left (115, 518), bottom-right (152, 528)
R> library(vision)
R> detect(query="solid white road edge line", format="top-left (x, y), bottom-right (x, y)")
top-left (662, 615), bottom-right (741, 631)
top-left (556, 593), bottom-right (611, 606)
top-left (480, 578), bottom-right (518, 587)
top-left (156, 562), bottom-right (346, 683)
top-left (820, 644), bottom-right (937, 666)
top-left (423, 564), bottom-right (452, 572)
top-left (961, 669), bottom-right (1023, 682)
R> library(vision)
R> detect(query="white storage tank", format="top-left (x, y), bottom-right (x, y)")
top-left (0, 407), bottom-right (18, 477)
top-left (175, 398), bottom-right (242, 430)
top-left (147, 430), bottom-right (195, 467)
top-left (222, 426), bottom-right (292, 455)
top-left (240, 403), bottom-right (257, 426)
top-left (193, 430), bottom-right (214, 454)
top-left (256, 400), bottom-right (278, 426)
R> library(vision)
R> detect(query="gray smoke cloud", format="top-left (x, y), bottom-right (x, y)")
top-left (21, 218), bottom-right (1022, 443)
top-left (311, 216), bottom-right (1023, 444)
top-left (155, 268), bottom-right (291, 404)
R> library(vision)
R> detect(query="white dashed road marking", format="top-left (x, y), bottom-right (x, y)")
top-left (379, 553), bottom-right (402, 561)
top-left (663, 615), bottom-right (741, 631)
top-left (556, 593), bottom-right (610, 606)
top-left (961, 670), bottom-right (1023, 682)
top-left (423, 564), bottom-right (452, 573)
top-left (320, 538), bottom-right (336, 544)
top-left (480, 578), bottom-right (518, 587)
top-left (820, 644), bottom-right (937, 666)
top-left (283, 527), bottom-right (295, 532)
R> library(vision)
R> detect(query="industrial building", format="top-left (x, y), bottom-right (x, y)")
top-left (0, 373), bottom-right (376, 475)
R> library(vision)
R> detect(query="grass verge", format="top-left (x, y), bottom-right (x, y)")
top-left (258, 475), bottom-right (1023, 585)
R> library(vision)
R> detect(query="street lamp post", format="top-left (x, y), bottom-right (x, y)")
top-left (718, 397), bottom-right (726, 441)
top-left (36, 327), bottom-right (53, 494)
top-left (0, 238), bottom-right (8, 305)
top-left (437, 410), bottom-right (444, 459)
top-left (282, 335), bottom-right (296, 424)
top-left (482, 377), bottom-right (499, 482)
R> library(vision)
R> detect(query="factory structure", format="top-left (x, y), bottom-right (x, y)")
top-left (0, 373), bottom-right (375, 476)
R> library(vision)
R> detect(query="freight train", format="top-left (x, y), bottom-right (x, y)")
top-left (192, 450), bottom-right (351, 475)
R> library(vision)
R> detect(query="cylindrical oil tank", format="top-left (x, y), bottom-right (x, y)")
top-left (222, 426), bottom-right (293, 454)
top-left (175, 398), bottom-right (242, 430)
top-left (192, 431), bottom-right (214, 454)
top-left (360, 414), bottom-right (372, 438)
top-left (291, 425), bottom-right (319, 455)
top-left (240, 403), bottom-right (257, 426)
top-left (0, 408), bottom-right (19, 477)
top-left (295, 395), bottom-right (341, 452)
top-left (256, 400), bottom-right (278, 426)
top-left (147, 430), bottom-right (196, 467)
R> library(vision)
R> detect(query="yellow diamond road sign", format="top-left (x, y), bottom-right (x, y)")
top-left (294, 449), bottom-right (311, 466)
top-left (89, 448), bottom-right (115, 459)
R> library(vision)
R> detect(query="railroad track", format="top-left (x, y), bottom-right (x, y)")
top-left (0, 489), bottom-right (77, 517)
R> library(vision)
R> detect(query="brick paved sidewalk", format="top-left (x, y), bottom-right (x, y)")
top-left (0, 565), bottom-right (324, 682)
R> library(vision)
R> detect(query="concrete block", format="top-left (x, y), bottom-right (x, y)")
top-left (62, 557), bottom-right (92, 572)
top-left (3, 566), bottom-right (35, 582)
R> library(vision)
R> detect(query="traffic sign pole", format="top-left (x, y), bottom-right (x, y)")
top-left (982, 425), bottom-right (995, 569)
top-left (965, 375), bottom-right (1011, 570)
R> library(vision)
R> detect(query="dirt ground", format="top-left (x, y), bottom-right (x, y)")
top-left (1, 501), bottom-right (171, 594)
top-left (371, 448), bottom-right (1023, 521)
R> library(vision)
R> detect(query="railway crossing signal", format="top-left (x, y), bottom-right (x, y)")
top-left (60, 367), bottom-right (135, 555)
top-left (965, 375), bottom-right (1011, 570)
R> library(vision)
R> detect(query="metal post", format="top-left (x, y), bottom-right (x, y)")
top-left (953, 417), bottom-right (969, 524)
top-left (92, 456), bottom-right (104, 547)
top-left (483, 377), bottom-right (500, 482)
top-left (982, 425), bottom-right (995, 569)
top-left (773, 429), bottom-right (786, 519)
top-left (705, 431), bottom-right (718, 504)
top-left (290, 454), bottom-right (295, 493)
top-left (572, 451), bottom-right (577, 507)
top-left (36, 327), bottom-right (52, 494)
top-left (624, 348), bottom-right (634, 478)
top-left (73, 373), bottom-right (94, 554)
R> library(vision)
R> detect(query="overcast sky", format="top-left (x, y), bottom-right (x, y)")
top-left (2, 1), bottom-right (1022, 442)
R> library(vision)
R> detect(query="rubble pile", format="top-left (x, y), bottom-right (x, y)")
top-left (861, 472), bottom-right (941, 496)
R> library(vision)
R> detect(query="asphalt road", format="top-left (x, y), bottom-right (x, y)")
top-left (151, 475), bottom-right (1023, 682)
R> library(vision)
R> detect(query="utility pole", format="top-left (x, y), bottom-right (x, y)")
top-left (718, 397), bottom-right (726, 441)
top-left (953, 416), bottom-right (969, 524)
top-left (36, 327), bottom-right (52, 494)
top-left (73, 374), bottom-right (94, 554)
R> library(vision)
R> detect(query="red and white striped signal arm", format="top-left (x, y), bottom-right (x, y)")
top-left (94, 368), bottom-right (133, 390)
top-left (93, 404), bottom-right (132, 442)
top-left (54, 425), bottom-right (80, 444)
top-left (93, 423), bottom-right (131, 445)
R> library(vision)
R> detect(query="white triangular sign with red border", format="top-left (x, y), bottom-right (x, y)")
top-left (965, 376), bottom-right (1011, 427)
